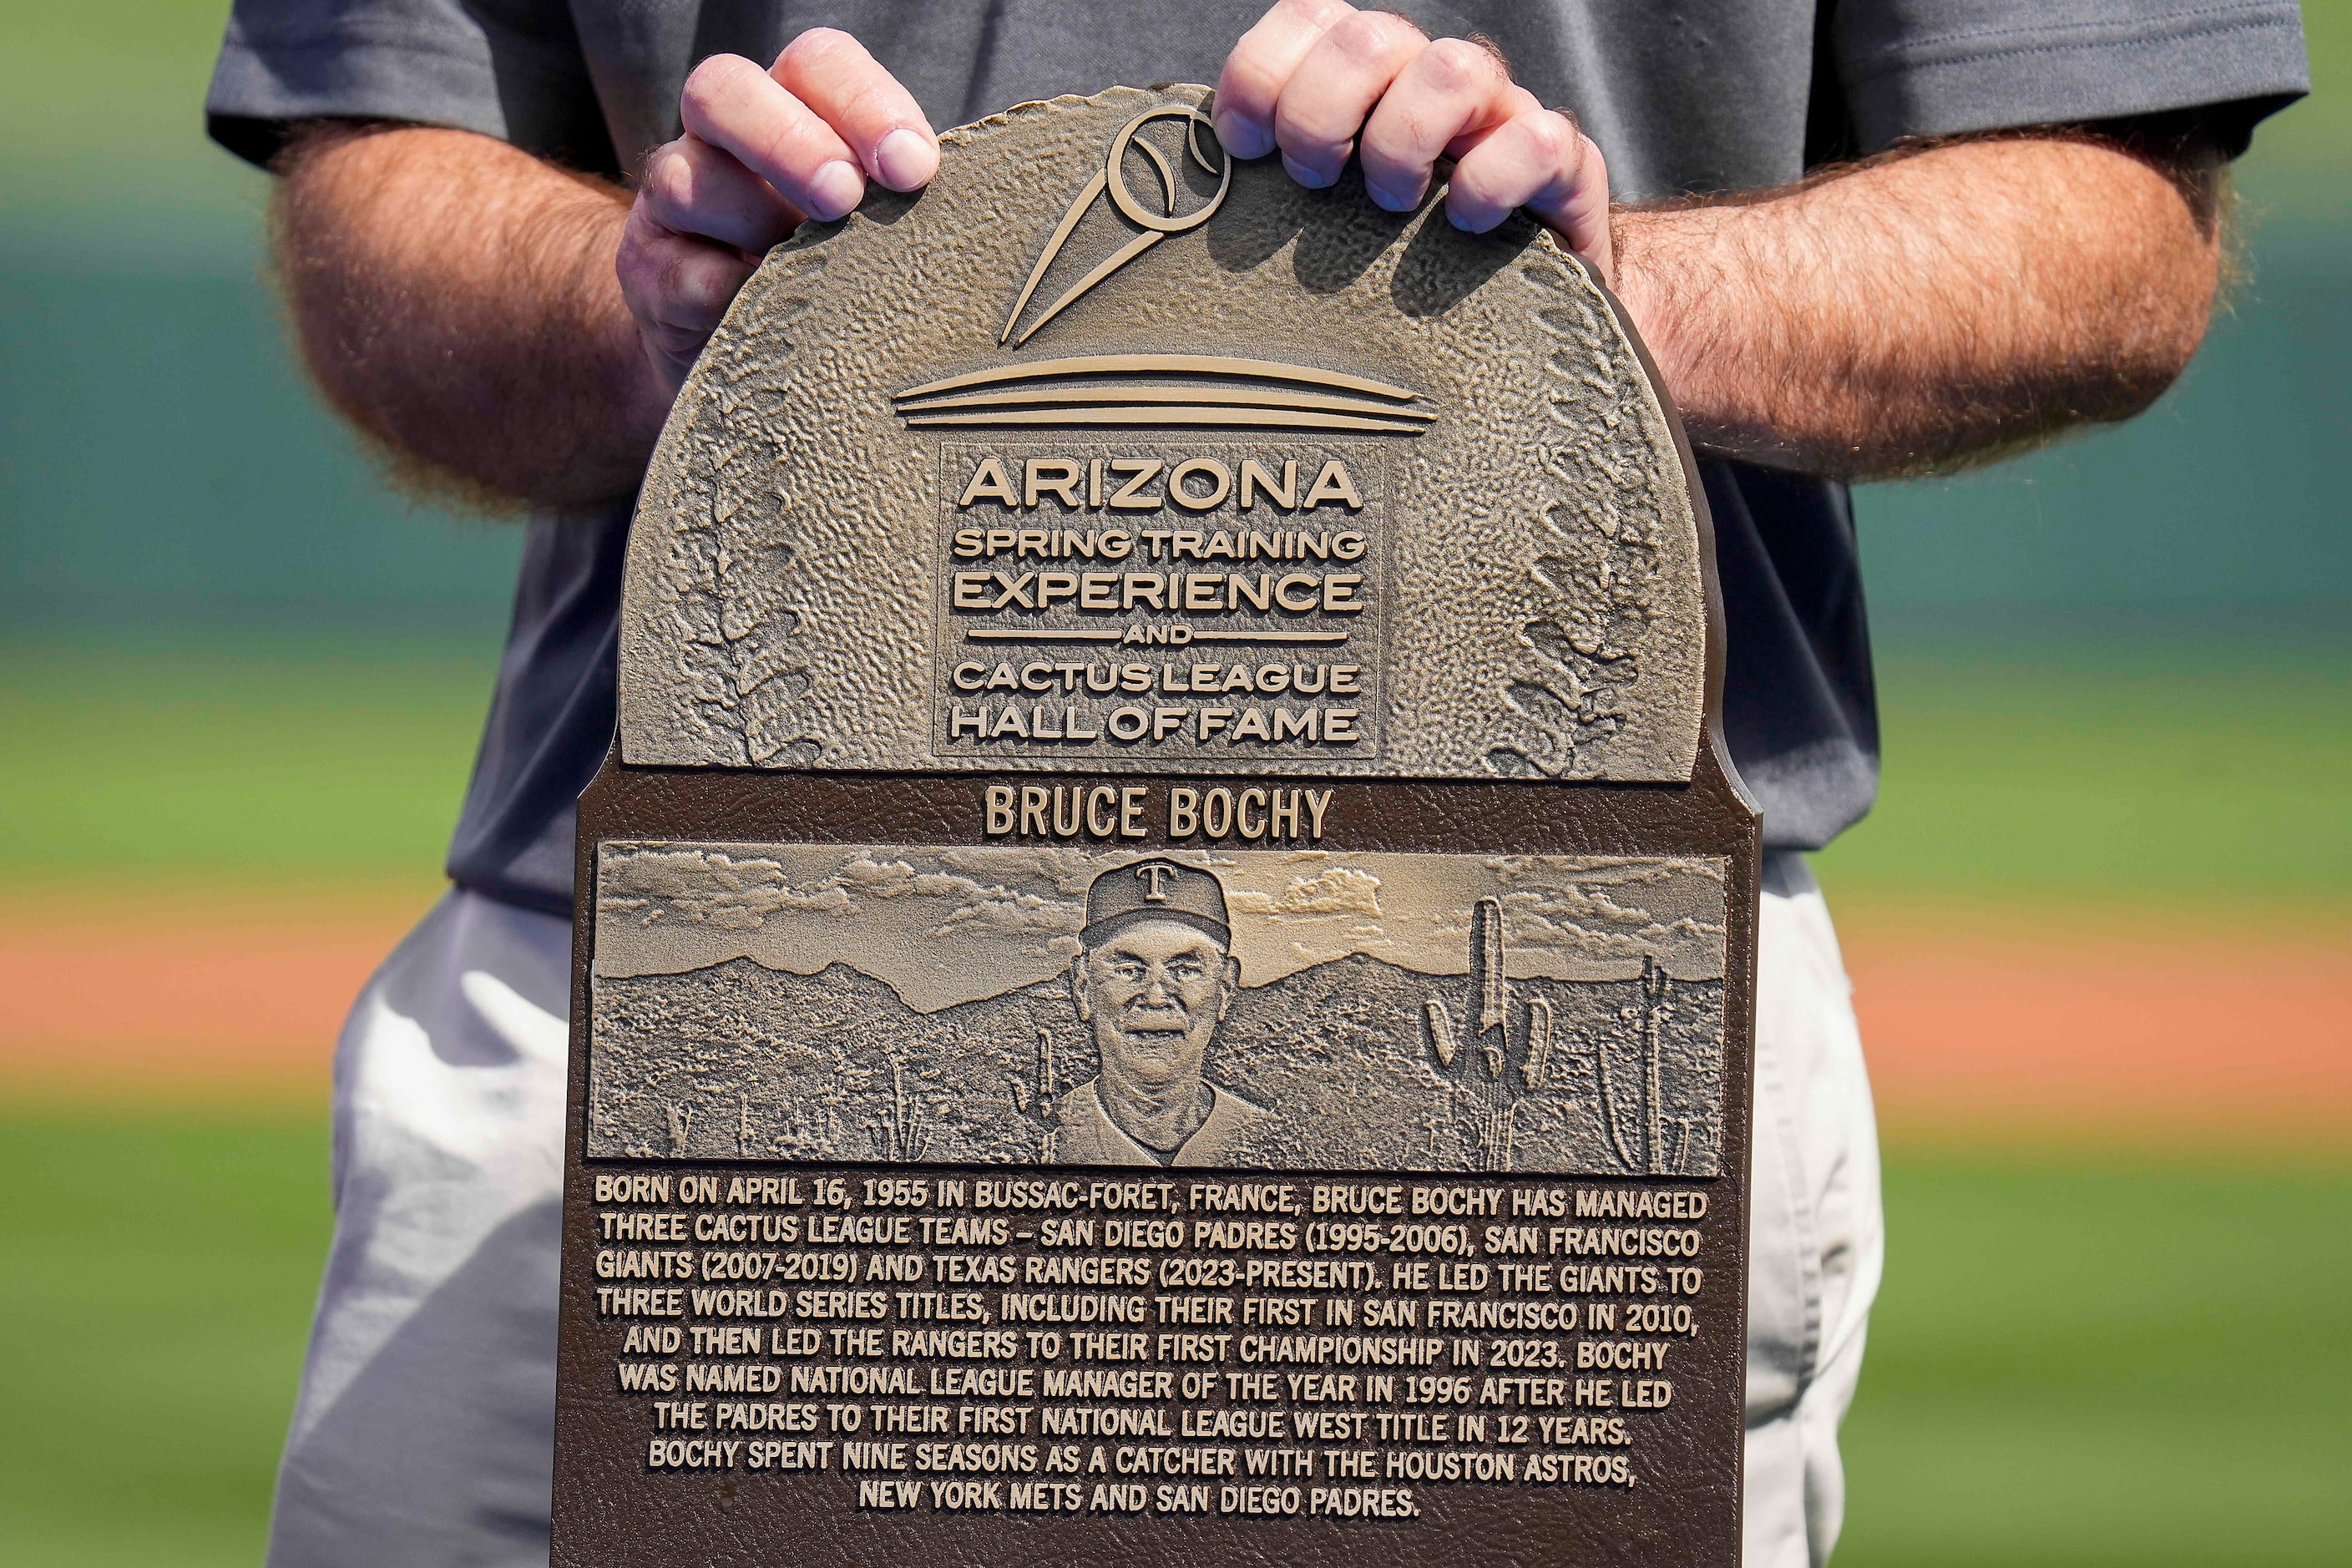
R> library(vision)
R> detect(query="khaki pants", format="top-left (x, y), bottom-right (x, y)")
top-left (265, 857), bottom-right (1883, 1567)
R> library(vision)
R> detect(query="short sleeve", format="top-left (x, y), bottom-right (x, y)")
top-left (205, 0), bottom-right (618, 175)
top-left (1829, 0), bottom-right (2310, 156)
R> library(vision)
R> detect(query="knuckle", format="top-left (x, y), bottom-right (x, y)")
top-left (1399, 111), bottom-right (1448, 159)
top-left (1519, 111), bottom-right (1572, 162)
top-left (645, 145), bottom-right (697, 210)
top-left (781, 27), bottom-right (852, 66)
top-left (760, 119), bottom-right (826, 182)
top-left (1274, 106), bottom-right (1347, 156)
top-left (680, 56), bottom-right (750, 123)
top-left (661, 254), bottom-right (726, 318)
top-left (756, 132), bottom-right (801, 184)
top-left (842, 77), bottom-right (902, 129)
top-left (1325, 11), bottom-right (1392, 58)
top-left (647, 258), bottom-right (703, 325)
top-left (652, 242), bottom-right (693, 299)
top-left (1359, 110), bottom-right (1429, 167)
top-left (650, 258), bottom-right (704, 311)
top-left (1421, 38), bottom-right (1493, 94)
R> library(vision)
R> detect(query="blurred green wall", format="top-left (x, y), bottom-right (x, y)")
top-left (0, 1), bottom-right (523, 630)
top-left (3, 3), bottom-right (2347, 633)
top-left (1861, 244), bottom-right (2348, 621)
top-left (0, 259), bottom-right (524, 622)
top-left (7, 246), bottom-right (2344, 625)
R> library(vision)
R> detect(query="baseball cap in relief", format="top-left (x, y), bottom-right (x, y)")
top-left (1082, 859), bottom-right (1231, 948)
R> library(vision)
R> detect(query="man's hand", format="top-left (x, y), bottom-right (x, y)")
top-left (619, 7), bottom-right (1611, 394)
top-left (1213, 0), bottom-right (1611, 276)
top-left (620, 29), bottom-right (939, 393)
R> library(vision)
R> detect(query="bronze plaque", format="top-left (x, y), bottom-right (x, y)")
top-left (556, 85), bottom-right (1758, 1568)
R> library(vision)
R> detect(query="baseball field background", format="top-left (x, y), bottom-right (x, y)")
top-left (3, 3), bottom-right (2347, 1563)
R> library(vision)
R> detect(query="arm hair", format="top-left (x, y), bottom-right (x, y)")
top-left (271, 123), bottom-right (666, 513)
top-left (1613, 123), bottom-right (2227, 478)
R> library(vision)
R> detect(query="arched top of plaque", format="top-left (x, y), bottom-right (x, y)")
top-left (619, 85), bottom-right (1716, 781)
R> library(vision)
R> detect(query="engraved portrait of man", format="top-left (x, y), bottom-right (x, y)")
top-left (1055, 858), bottom-right (1266, 1166)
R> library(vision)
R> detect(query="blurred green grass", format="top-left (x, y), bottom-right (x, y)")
top-left (0, 634), bottom-right (498, 893)
top-left (6, 625), bottom-right (2344, 908)
top-left (0, 1110), bottom-right (328, 1568)
top-left (1836, 1152), bottom-right (2352, 1568)
top-left (1, 1110), bottom-right (2341, 1568)
top-left (1815, 631), bottom-right (2352, 909)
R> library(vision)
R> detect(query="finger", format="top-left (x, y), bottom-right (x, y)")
top-left (640, 133), bottom-right (804, 254)
top-left (1447, 108), bottom-right (1614, 275)
top-left (1213, 0), bottom-right (1354, 160)
top-left (618, 206), bottom-right (758, 372)
top-left (1357, 37), bottom-right (1513, 211)
top-left (679, 53), bottom-right (864, 222)
top-left (1272, 8), bottom-right (1428, 189)
top-left (772, 28), bottom-right (938, 191)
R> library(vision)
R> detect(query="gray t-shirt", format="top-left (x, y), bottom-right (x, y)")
top-left (207, 0), bottom-right (2308, 916)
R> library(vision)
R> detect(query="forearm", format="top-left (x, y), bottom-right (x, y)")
top-left (273, 124), bottom-right (665, 512)
top-left (1613, 133), bottom-right (2224, 478)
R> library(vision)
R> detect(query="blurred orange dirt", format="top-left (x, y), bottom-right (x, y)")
top-left (1, 888), bottom-right (2345, 1139)
top-left (1837, 908), bottom-right (2349, 1145)
top-left (0, 888), bottom-right (436, 1102)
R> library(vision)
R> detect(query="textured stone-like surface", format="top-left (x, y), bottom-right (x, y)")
top-left (619, 85), bottom-right (1706, 780)
top-left (585, 841), bottom-right (1727, 1174)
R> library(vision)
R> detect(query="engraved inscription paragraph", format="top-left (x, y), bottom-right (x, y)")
top-left (590, 1172), bottom-right (1730, 1518)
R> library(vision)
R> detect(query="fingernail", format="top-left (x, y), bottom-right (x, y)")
top-left (1445, 202), bottom-right (1500, 235)
top-left (806, 159), bottom-right (862, 220)
top-left (1365, 178), bottom-right (1421, 212)
top-left (1213, 114), bottom-right (1272, 159)
top-left (873, 128), bottom-right (937, 190)
top-left (1281, 153), bottom-right (1335, 190)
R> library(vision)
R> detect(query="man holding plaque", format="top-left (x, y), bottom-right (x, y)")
top-left (204, 2), bottom-right (2308, 1564)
